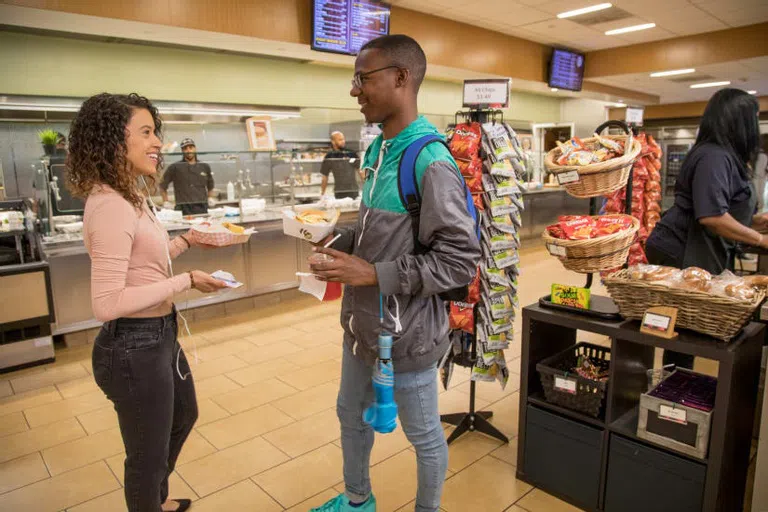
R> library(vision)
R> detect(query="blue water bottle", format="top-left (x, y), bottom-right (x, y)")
top-left (363, 332), bottom-right (398, 434)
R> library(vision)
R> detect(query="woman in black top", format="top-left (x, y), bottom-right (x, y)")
top-left (646, 88), bottom-right (766, 368)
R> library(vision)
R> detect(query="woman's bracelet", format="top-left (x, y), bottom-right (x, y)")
top-left (179, 234), bottom-right (191, 248)
top-left (188, 271), bottom-right (195, 290)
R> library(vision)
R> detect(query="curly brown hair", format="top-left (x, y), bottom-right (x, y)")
top-left (66, 93), bottom-right (164, 209)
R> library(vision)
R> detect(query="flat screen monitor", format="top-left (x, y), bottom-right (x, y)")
top-left (548, 48), bottom-right (586, 92)
top-left (312, 0), bottom-right (391, 56)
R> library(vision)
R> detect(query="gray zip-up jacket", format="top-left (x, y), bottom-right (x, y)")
top-left (331, 117), bottom-right (481, 373)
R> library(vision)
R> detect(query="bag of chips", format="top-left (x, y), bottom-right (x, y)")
top-left (559, 215), bottom-right (596, 240)
top-left (482, 258), bottom-right (513, 288)
top-left (483, 122), bottom-right (517, 162)
top-left (483, 173), bottom-right (521, 197)
top-left (472, 193), bottom-right (485, 212)
top-left (489, 160), bottom-right (516, 178)
top-left (478, 329), bottom-right (510, 351)
top-left (481, 277), bottom-right (511, 299)
top-left (484, 211), bottom-right (517, 235)
top-left (450, 123), bottom-right (482, 160)
top-left (594, 215), bottom-right (634, 237)
top-left (482, 292), bottom-right (518, 320)
top-left (483, 224), bottom-right (518, 251)
top-left (482, 239), bottom-right (519, 270)
top-left (456, 158), bottom-right (483, 179)
top-left (484, 189), bottom-right (518, 217)
top-left (449, 301), bottom-right (475, 333)
top-left (478, 305), bottom-right (512, 334)
top-left (465, 267), bottom-right (482, 304)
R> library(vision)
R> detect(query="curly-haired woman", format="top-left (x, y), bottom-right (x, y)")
top-left (67, 93), bottom-right (227, 512)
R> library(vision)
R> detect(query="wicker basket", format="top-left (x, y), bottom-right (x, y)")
top-left (537, 342), bottom-right (610, 418)
top-left (544, 135), bottom-right (642, 199)
top-left (542, 215), bottom-right (640, 274)
top-left (603, 269), bottom-right (766, 341)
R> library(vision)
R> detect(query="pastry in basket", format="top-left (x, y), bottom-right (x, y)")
top-left (744, 275), bottom-right (768, 289)
top-left (725, 283), bottom-right (756, 301)
top-left (676, 267), bottom-right (712, 292)
top-left (628, 264), bottom-right (679, 283)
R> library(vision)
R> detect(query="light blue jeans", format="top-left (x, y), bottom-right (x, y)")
top-left (337, 343), bottom-right (448, 512)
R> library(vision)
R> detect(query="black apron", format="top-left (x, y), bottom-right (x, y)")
top-left (682, 181), bottom-right (757, 274)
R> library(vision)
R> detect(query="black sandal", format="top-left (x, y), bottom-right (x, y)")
top-left (166, 499), bottom-right (192, 512)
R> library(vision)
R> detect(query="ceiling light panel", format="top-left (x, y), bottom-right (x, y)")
top-left (557, 3), bottom-right (612, 19)
top-left (605, 23), bottom-right (656, 35)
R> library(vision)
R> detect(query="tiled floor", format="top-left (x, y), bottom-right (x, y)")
top-left (0, 246), bottom-right (758, 511)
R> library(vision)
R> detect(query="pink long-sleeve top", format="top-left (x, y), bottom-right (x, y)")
top-left (83, 184), bottom-right (192, 322)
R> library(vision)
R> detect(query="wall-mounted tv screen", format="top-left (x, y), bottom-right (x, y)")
top-left (312, 0), bottom-right (391, 56)
top-left (548, 48), bottom-right (586, 92)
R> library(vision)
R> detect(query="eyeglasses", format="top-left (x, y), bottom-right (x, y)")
top-left (351, 65), bottom-right (400, 89)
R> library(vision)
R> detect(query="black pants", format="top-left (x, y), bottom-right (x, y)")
top-left (92, 310), bottom-right (198, 512)
top-left (644, 243), bottom-right (695, 369)
top-left (335, 191), bottom-right (359, 200)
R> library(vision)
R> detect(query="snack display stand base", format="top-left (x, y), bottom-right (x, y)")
top-left (516, 302), bottom-right (764, 512)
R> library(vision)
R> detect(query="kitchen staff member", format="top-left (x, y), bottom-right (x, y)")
top-left (646, 88), bottom-right (766, 368)
top-left (160, 137), bottom-right (215, 215)
top-left (320, 131), bottom-right (361, 200)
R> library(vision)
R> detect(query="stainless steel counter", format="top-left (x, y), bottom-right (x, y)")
top-left (41, 188), bottom-right (587, 335)
top-left (42, 208), bottom-right (359, 335)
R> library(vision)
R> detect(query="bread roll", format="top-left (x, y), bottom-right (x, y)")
top-left (744, 275), bottom-right (768, 288)
top-left (725, 283), bottom-right (756, 301)
top-left (682, 267), bottom-right (712, 282)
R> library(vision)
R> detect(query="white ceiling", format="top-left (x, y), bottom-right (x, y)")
top-left (589, 56), bottom-right (768, 103)
top-left (390, 0), bottom-right (768, 51)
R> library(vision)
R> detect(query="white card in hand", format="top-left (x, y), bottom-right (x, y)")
top-left (211, 270), bottom-right (243, 288)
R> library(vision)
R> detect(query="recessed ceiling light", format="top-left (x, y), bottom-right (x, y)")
top-left (551, 88), bottom-right (559, 92)
top-left (748, 90), bottom-right (757, 94)
top-left (650, 68), bottom-right (695, 78)
top-left (605, 23), bottom-right (656, 35)
top-left (557, 3), bottom-right (612, 19)
top-left (689, 81), bottom-right (731, 89)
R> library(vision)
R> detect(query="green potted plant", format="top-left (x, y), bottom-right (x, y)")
top-left (38, 129), bottom-right (59, 156)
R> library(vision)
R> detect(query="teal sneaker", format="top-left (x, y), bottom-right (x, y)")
top-left (310, 493), bottom-right (377, 512)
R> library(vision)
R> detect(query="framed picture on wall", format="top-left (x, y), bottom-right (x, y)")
top-left (246, 118), bottom-right (276, 151)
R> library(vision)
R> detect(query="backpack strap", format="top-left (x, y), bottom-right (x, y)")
top-left (398, 135), bottom-right (450, 254)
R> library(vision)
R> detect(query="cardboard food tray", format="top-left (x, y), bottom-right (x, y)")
top-left (282, 206), bottom-right (339, 243)
top-left (191, 225), bottom-right (254, 247)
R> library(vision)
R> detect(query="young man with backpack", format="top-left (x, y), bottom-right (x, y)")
top-left (309, 34), bottom-right (481, 512)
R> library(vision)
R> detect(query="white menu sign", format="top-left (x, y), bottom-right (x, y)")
top-left (625, 106), bottom-right (644, 126)
top-left (463, 79), bottom-right (511, 108)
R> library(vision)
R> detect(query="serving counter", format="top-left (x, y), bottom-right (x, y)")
top-left (40, 187), bottom-right (585, 336)
top-left (42, 208), bottom-right (359, 335)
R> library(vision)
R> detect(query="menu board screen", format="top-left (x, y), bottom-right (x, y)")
top-left (312, 0), bottom-right (391, 55)
top-left (548, 49), bottom-right (586, 92)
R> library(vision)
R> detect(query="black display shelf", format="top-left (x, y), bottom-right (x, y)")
top-left (517, 303), bottom-right (764, 512)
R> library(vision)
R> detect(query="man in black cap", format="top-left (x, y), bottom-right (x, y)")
top-left (160, 137), bottom-right (215, 215)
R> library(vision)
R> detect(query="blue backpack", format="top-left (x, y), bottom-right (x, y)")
top-left (397, 134), bottom-right (481, 302)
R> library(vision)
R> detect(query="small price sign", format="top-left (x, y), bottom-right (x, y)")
top-left (547, 244), bottom-right (567, 257)
top-left (555, 376), bottom-right (577, 394)
top-left (463, 79), bottom-right (511, 108)
top-left (551, 284), bottom-right (591, 310)
top-left (641, 306), bottom-right (679, 339)
top-left (659, 404), bottom-right (688, 425)
top-left (556, 170), bottom-right (580, 185)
